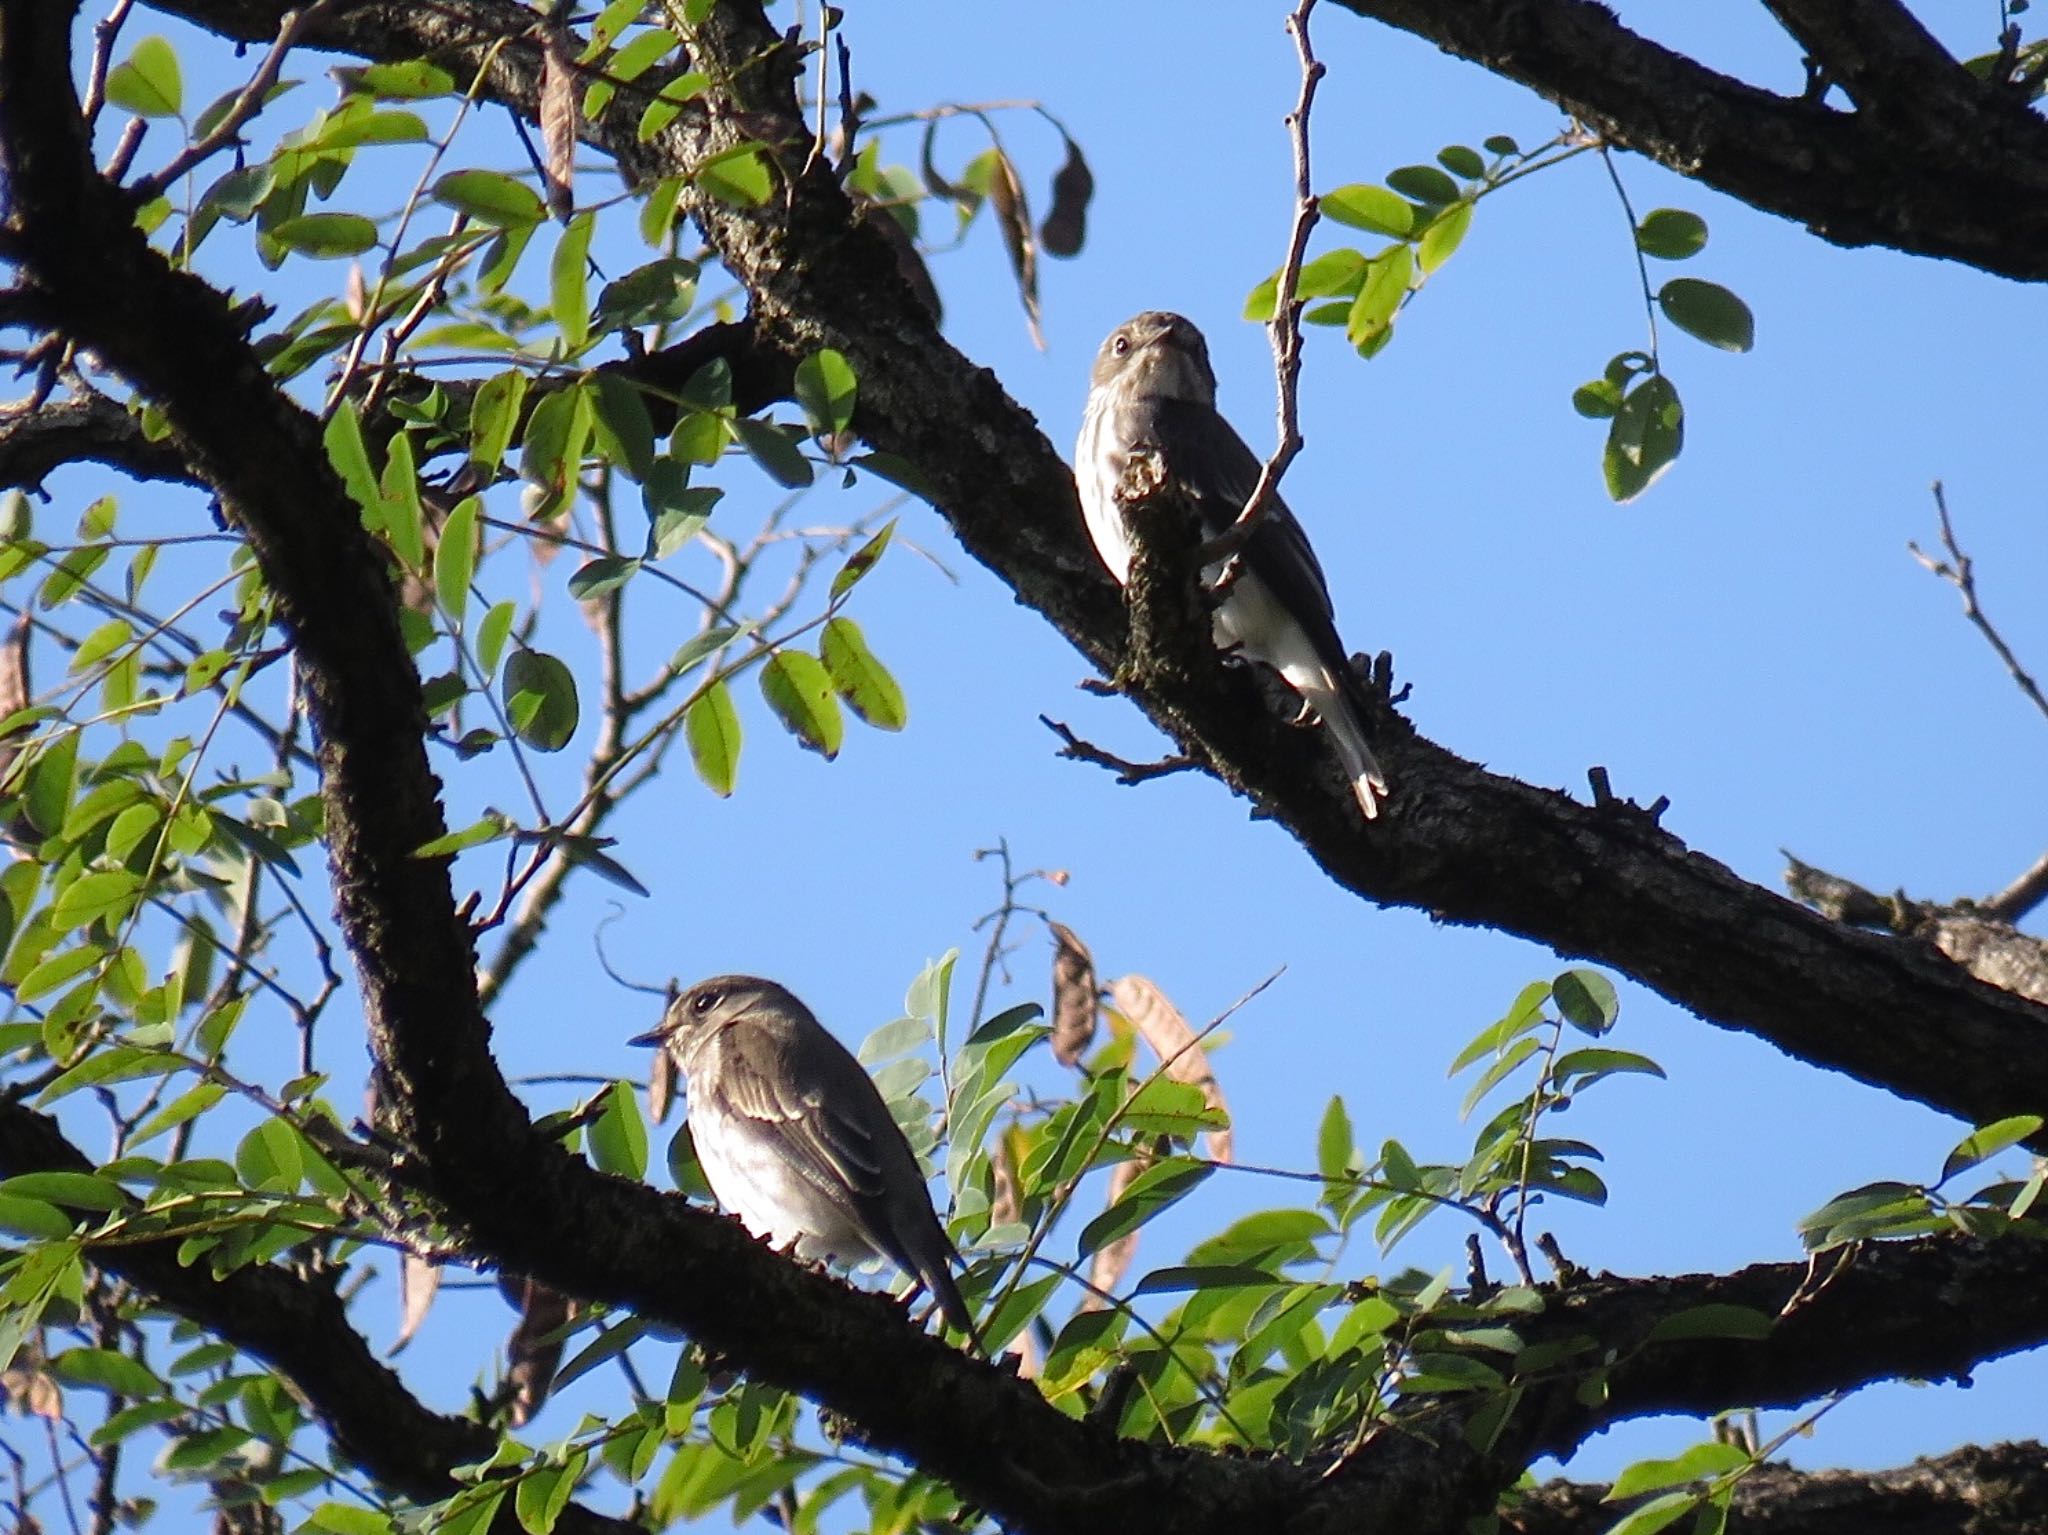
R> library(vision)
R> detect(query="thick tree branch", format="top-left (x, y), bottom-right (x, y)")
top-left (1325, 0), bottom-right (2048, 282)
top-left (1515, 1440), bottom-right (2048, 1535)
top-left (0, 386), bottom-right (200, 490)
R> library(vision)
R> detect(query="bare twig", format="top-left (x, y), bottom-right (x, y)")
top-left (79, 0), bottom-right (139, 128)
top-left (1910, 482), bottom-right (2048, 727)
top-left (1039, 715), bottom-right (1198, 784)
top-left (1197, 0), bottom-right (1323, 576)
top-left (130, 3), bottom-right (337, 201)
top-left (1984, 848), bottom-right (2048, 924)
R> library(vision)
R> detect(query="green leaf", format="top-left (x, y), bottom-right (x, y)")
top-left (731, 417), bottom-right (814, 488)
top-left (567, 555), bottom-right (641, 602)
top-left (1636, 208), bottom-right (1709, 261)
top-left (23, 733), bottom-right (80, 836)
top-left (236, 1118), bottom-right (304, 1194)
top-left (0, 1171), bottom-right (128, 1212)
top-left (759, 651), bottom-right (844, 759)
top-left (1607, 1442), bottom-right (1750, 1501)
top-left (1417, 201), bottom-right (1472, 275)
top-left (324, 401), bottom-right (381, 519)
top-left (306, 1501), bottom-right (397, 1535)
top-left (0, 1192), bottom-right (76, 1239)
top-left (501, 648), bottom-right (580, 751)
top-left (1572, 379), bottom-right (1622, 419)
top-left (1387, 164), bottom-right (1459, 205)
top-left (414, 813), bottom-right (510, 859)
top-left (1437, 144), bottom-right (1485, 179)
top-left (1320, 183), bottom-right (1412, 237)
top-left (270, 213), bottom-right (380, 257)
top-left (1548, 974), bottom-right (1613, 1035)
top-left (1603, 374), bottom-right (1683, 503)
top-left (818, 617), bottom-right (907, 731)
top-left (106, 37), bottom-right (183, 118)
top-left (348, 61), bottom-right (456, 100)
top-left (552, 211), bottom-right (596, 353)
top-left (593, 256), bottom-right (700, 331)
top-left (52, 869), bottom-right (142, 931)
top-left (1645, 1304), bottom-right (1774, 1344)
top-left (589, 1081), bottom-right (650, 1180)
top-left (696, 143), bottom-right (772, 205)
top-left (592, 373), bottom-right (657, 480)
top-left (434, 496), bottom-right (479, 625)
top-left (432, 169), bottom-right (546, 228)
top-left (477, 601), bottom-right (517, 678)
top-left (1347, 244), bottom-right (1412, 349)
top-left (980, 1274), bottom-right (1060, 1354)
top-left (829, 521), bottom-right (895, 600)
top-left (1316, 1096), bottom-right (1355, 1183)
top-left (636, 71), bottom-right (709, 141)
top-left (1657, 278), bottom-right (1754, 352)
top-left (1549, 1047), bottom-right (1664, 1092)
top-left (1602, 1491), bottom-right (1696, 1535)
top-left (668, 624), bottom-right (748, 679)
top-left (469, 369), bottom-right (530, 472)
top-left (379, 430), bottom-right (426, 571)
top-left (794, 349), bottom-right (858, 436)
top-left (1076, 1158), bottom-right (1213, 1259)
top-left (685, 680), bottom-right (742, 795)
top-left (52, 1346), bottom-right (161, 1398)
top-left (1942, 1115), bottom-right (2044, 1182)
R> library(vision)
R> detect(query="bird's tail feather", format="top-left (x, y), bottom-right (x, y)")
top-left (1301, 677), bottom-right (1388, 820)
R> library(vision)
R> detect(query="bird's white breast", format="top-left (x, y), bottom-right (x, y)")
top-left (1074, 399), bottom-right (1135, 584)
top-left (690, 1099), bottom-right (879, 1266)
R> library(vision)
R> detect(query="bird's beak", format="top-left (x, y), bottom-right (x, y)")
top-left (627, 1027), bottom-right (667, 1048)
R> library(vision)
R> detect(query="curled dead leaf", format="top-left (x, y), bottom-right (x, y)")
top-left (1047, 920), bottom-right (1098, 1068)
top-left (648, 1037), bottom-right (676, 1125)
top-left (390, 1252), bottom-right (441, 1355)
top-left (539, 21), bottom-right (578, 221)
top-left (986, 148), bottom-right (1043, 349)
top-left (1109, 974), bottom-right (1232, 1163)
top-left (1039, 132), bottom-right (1093, 258)
top-left (500, 1274), bottom-right (582, 1426)
top-left (1082, 1149), bottom-right (1149, 1310)
top-left (0, 615), bottom-right (32, 841)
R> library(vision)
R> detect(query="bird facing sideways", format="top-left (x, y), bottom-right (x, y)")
top-left (1074, 309), bottom-right (1389, 818)
top-left (629, 974), bottom-right (979, 1346)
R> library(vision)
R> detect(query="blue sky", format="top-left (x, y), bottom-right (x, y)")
top-left (48, 0), bottom-right (2048, 1506)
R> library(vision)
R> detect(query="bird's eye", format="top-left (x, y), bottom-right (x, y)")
top-left (690, 989), bottom-right (719, 1015)
top-left (1111, 334), bottom-right (1130, 356)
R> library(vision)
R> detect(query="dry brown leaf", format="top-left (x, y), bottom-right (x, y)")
top-left (390, 1252), bottom-right (441, 1356)
top-left (648, 1039), bottom-right (676, 1125)
top-left (1047, 920), bottom-right (1098, 1068)
top-left (2, 1364), bottom-right (61, 1420)
top-left (986, 148), bottom-right (1043, 349)
top-left (1109, 974), bottom-right (1232, 1164)
top-left (988, 1132), bottom-right (1038, 1375)
top-left (1082, 1150), bottom-right (1149, 1309)
top-left (501, 1274), bottom-right (581, 1426)
top-left (1039, 132), bottom-right (1094, 258)
top-left (539, 19), bottom-right (577, 221)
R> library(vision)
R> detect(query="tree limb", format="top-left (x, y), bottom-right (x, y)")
top-left (1325, 0), bottom-right (2048, 282)
top-left (1513, 1440), bottom-right (2048, 1535)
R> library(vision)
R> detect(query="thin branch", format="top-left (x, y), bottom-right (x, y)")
top-left (1197, 0), bottom-right (1323, 574)
top-left (1909, 481), bottom-right (2048, 727)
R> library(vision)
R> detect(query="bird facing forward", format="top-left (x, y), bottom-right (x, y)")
top-left (1075, 310), bottom-right (1389, 818)
top-left (629, 975), bottom-right (978, 1344)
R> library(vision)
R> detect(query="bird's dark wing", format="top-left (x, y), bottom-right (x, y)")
top-left (715, 1022), bottom-right (891, 1207)
top-left (1152, 397), bottom-right (1354, 657)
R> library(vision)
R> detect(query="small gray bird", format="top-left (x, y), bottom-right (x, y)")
top-left (629, 975), bottom-right (978, 1343)
top-left (1075, 310), bottom-right (1389, 818)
